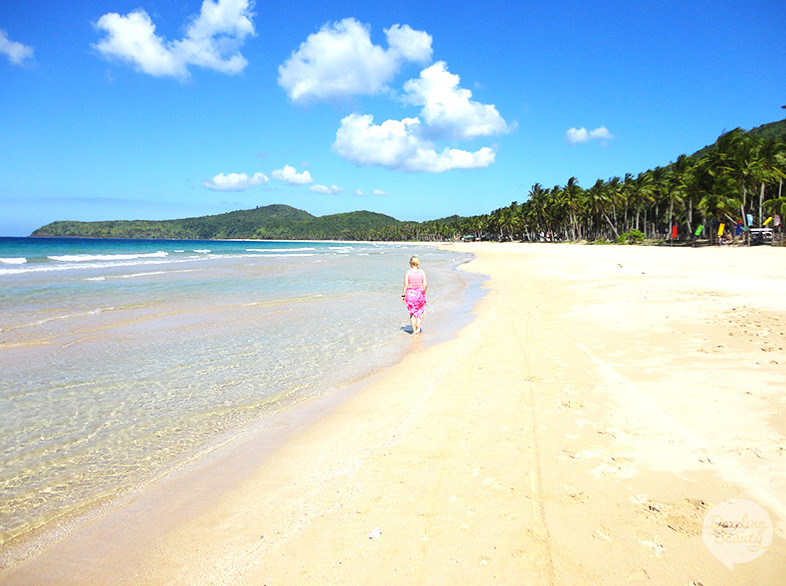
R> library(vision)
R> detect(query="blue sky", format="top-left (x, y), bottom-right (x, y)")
top-left (1, 0), bottom-right (784, 236)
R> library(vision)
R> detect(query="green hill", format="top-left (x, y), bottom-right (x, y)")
top-left (690, 119), bottom-right (786, 160)
top-left (748, 118), bottom-right (786, 141)
top-left (31, 204), bottom-right (410, 241)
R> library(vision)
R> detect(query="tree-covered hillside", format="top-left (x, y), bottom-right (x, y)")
top-left (32, 205), bottom-right (413, 241)
top-left (475, 120), bottom-right (786, 243)
top-left (691, 119), bottom-right (786, 160)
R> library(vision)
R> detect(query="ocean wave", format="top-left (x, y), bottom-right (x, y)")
top-left (4, 306), bottom-right (117, 331)
top-left (115, 268), bottom-right (198, 279)
top-left (0, 257), bottom-right (27, 265)
top-left (0, 256), bottom-right (191, 276)
top-left (48, 251), bottom-right (169, 262)
top-left (246, 253), bottom-right (315, 258)
top-left (246, 247), bottom-right (316, 253)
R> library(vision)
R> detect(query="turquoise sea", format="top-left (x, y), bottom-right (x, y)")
top-left (0, 237), bottom-right (482, 559)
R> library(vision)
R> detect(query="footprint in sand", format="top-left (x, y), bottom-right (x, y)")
top-left (559, 447), bottom-right (606, 463)
top-left (627, 567), bottom-right (650, 581)
top-left (591, 525), bottom-right (614, 541)
top-left (561, 483), bottom-right (588, 503)
top-left (631, 496), bottom-right (707, 536)
top-left (591, 456), bottom-right (638, 478)
top-left (637, 536), bottom-right (664, 557)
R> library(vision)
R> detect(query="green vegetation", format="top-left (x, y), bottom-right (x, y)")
top-left (32, 206), bottom-right (414, 241)
top-left (32, 121), bottom-right (786, 244)
top-left (476, 120), bottom-right (786, 244)
top-left (615, 229), bottom-right (645, 245)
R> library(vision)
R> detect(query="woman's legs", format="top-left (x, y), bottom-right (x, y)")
top-left (411, 313), bottom-right (423, 335)
top-left (405, 289), bottom-right (426, 335)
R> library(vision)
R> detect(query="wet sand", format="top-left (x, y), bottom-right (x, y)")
top-left (3, 242), bottom-right (785, 584)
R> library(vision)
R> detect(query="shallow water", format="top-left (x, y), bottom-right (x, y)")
top-left (0, 238), bottom-right (482, 552)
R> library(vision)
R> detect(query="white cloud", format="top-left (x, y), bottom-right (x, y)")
top-left (204, 171), bottom-right (268, 191)
top-left (0, 29), bottom-right (34, 65)
top-left (279, 20), bottom-right (508, 174)
top-left (371, 189), bottom-right (389, 196)
top-left (278, 18), bottom-right (432, 103)
top-left (310, 184), bottom-right (343, 194)
top-left (93, 0), bottom-right (255, 79)
top-left (403, 62), bottom-right (509, 140)
top-left (566, 127), bottom-right (588, 144)
top-left (589, 126), bottom-right (613, 140)
top-left (566, 126), bottom-right (614, 145)
top-left (333, 113), bottom-right (495, 173)
top-left (272, 165), bottom-right (313, 185)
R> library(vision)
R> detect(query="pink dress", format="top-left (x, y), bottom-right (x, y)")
top-left (404, 269), bottom-right (426, 318)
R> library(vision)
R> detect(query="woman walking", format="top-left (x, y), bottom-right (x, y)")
top-left (402, 255), bottom-right (427, 335)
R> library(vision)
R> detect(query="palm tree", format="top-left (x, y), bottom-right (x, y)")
top-left (695, 158), bottom-right (744, 244)
top-left (715, 130), bottom-right (767, 223)
top-left (500, 204), bottom-right (517, 240)
top-left (526, 183), bottom-right (554, 240)
top-left (758, 137), bottom-right (786, 224)
top-left (585, 179), bottom-right (619, 240)
top-left (489, 207), bottom-right (516, 241)
top-left (605, 176), bottom-right (623, 232)
top-left (628, 172), bottom-right (654, 234)
top-left (621, 173), bottom-right (634, 232)
top-left (647, 166), bottom-right (669, 239)
top-left (560, 177), bottom-right (584, 240)
top-left (667, 154), bottom-right (695, 236)
top-left (542, 185), bottom-right (562, 239)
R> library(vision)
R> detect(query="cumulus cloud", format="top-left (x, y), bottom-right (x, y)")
top-left (403, 62), bottom-right (509, 140)
top-left (310, 184), bottom-right (343, 194)
top-left (333, 113), bottom-right (495, 173)
top-left (93, 0), bottom-right (255, 79)
top-left (279, 19), bottom-right (509, 174)
top-left (204, 171), bottom-right (268, 191)
top-left (566, 126), bottom-right (614, 145)
top-left (272, 165), bottom-right (313, 185)
top-left (0, 29), bottom-right (34, 65)
top-left (278, 18), bottom-right (432, 103)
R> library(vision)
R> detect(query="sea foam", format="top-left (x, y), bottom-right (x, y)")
top-left (48, 251), bottom-right (169, 262)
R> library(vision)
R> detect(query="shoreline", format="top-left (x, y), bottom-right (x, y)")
top-left (3, 243), bottom-right (786, 584)
top-left (0, 242), bottom-right (479, 569)
top-left (0, 246), bottom-right (480, 579)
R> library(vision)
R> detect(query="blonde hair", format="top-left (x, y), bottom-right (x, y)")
top-left (409, 255), bottom-right (420, 268)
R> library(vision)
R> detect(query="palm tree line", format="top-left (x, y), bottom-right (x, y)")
top-left (417, 128), bottom-right (786, 244)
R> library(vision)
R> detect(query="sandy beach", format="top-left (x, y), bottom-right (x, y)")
top-left (3, 242), bottom-right (785, 584)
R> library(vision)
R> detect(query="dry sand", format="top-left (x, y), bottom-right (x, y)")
top-left (2, 242), bottom-right (786, 584)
